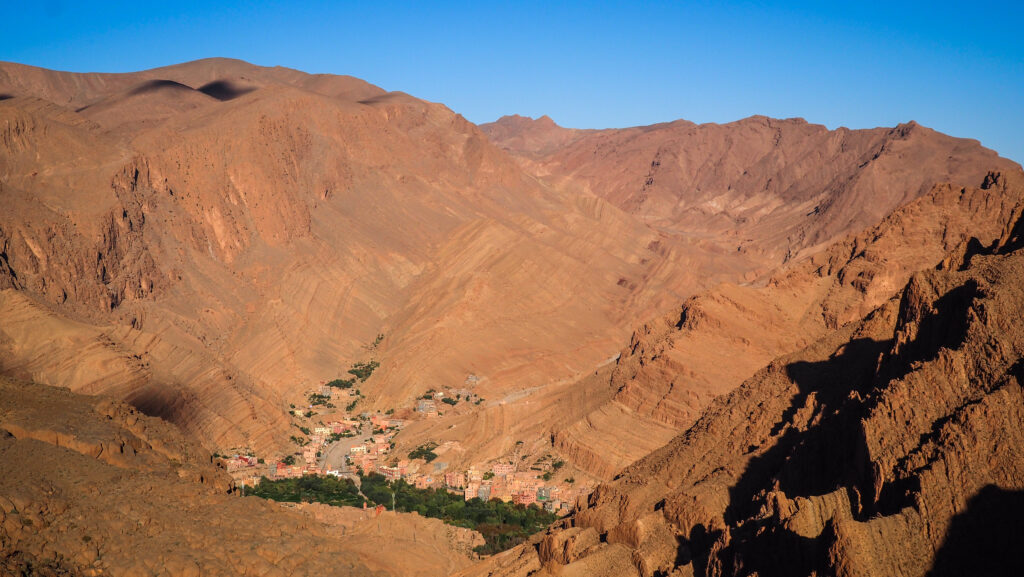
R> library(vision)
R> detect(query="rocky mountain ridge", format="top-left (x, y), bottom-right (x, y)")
top-left (456, 174), bottom-right (1024, 577)
top-left (1, 60), bottom-right (710, 456)
top-left (550, 171), bottom-right (1024, 480)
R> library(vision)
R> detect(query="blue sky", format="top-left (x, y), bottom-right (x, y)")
top-left (4, 1), bottom-right (1022, 162)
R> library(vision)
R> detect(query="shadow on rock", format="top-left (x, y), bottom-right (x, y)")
top-left (927, 485), bottom-right (1024, 577)
top-left (198, 80), bottom-right (257, 101)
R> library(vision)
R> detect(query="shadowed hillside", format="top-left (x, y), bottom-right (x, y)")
top-left (457, 185), bottom-right (1024, 577)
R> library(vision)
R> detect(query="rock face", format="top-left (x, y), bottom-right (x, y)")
top-left (0, 59), bottom-right (702, 455)
top-left (477, 114), bottom-right (1022, 479)
top-left (482, 114), bottom-right (1013, 266)
top-left (457, 193), bottom-right (1024, 577)
top-left (296, 503), bottom-right (485, 577)
top-left (3, 60), bottom-right (1018, 467)
top-left (551, 171), bottom-right (1024, 480)
top-left (0, 377), bottom-right (479, 577)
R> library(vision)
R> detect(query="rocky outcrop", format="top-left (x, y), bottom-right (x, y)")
top-left (551, 171), bottom-right (1024, 480)
top-left (296, 503), bottom-right (484, 576)
top-left (461, 197), bottom-right (1024, 576)
top-left (0, 98), bottom-right (159, 318)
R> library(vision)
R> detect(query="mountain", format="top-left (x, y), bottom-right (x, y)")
top-left (478, 114), bottom-right (1022, 479)
top-left (482, 114), bottom-right (1012, 265)
top-left (1, 58), bottom-right (1018, 478)
top-left (550, 171), bottom-right (1024, 480)
top-left (458, 172), bottom-right (1024, 577)
top-left (3, 57), bottom-right (1023, 575)
top-left (0, 59), bottom-right (705, 457)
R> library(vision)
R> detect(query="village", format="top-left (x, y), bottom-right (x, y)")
top-left (220, 370), bottom-right (590, 516)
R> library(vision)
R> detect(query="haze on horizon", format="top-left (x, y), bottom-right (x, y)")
top-left (4, 0), bottom-right (1022, 162)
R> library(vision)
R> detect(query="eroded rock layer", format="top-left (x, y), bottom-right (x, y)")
top-left (2, 59), bottom-right (1018, 463)
top-left (549, 171), bottom-right (1024, 480)
top-left (459, 189), bottom-right (1024, 577)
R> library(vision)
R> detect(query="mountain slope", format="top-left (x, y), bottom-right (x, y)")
top-left (551, 171), bottom-right (1024, 479)
top-left (0, 61), bottom-right (717, 456)
top-left (1, 59), bottom-right (1018, 471)
top-left (483, 115), bottom-right (1015, 266)
top-left (457, 183), bottom-right (1024, 577)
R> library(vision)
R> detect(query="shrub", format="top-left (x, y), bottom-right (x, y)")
top-left (348, 361), bottom-right (379, 382)
top-left (408, 442), bottom-right (439, 462)
top-left (250, 475), bottom-right (364, 508)
top-left (326, 378), bottom-right (355, 389)
top-left (308, 393), bottom-right (331, 406)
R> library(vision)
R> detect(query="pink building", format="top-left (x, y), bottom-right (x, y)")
top-left (445, 472), bottom-right (466, 489)
top-left (380, 466), bottom-right (403, 481)
top-left (303, 447), bottom-right (318, 465)
top-left (515, 491), bottom-right (537, 506)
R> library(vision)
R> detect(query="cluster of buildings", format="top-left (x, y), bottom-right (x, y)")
top-left (346, 413), bottom-right (404, 472)
top-left (220, 376), bottom-right (583, 514)
top-left (223, 409), bottom-right (405, 487)
top-left (415, 387), bottom-right (482, 417)
top-left (354, 456), bottom-right (582, 514)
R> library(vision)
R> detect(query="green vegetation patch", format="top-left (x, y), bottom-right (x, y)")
top-left (308, 393), bottom-right (331, 406)
top-left (359, 474), bottom-right (557, 555)
top-left (250, 475), bottom-right (364, 508)
top-left (348, 360), bottom-right (379, 382)
top-left (408, 442), bottom-right (439, 462)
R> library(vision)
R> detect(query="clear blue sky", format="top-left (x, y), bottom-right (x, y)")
top-left (3, 1), bottom-right (1022, 163)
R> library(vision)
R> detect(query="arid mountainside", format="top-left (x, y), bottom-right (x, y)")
top-left (3, 57), bottom-right (1023, 576)
top-left (1, 58), bottom-right (1018, 473)
top-left (483, 114), bottom-right (1013, 265)
top-left (479, 114), bottom-right (1023, 481)
top-left (550, 171), bottom-right (1024, 480)
top-left (0, 376), bottom-right (481, 577)
top-left (0, 59), bottom-right (716, 456)
top-left (456, 186), bottom-right (1024, 577)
